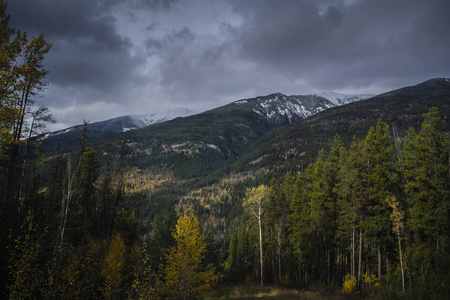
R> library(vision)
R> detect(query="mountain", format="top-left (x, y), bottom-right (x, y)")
top-left (233, 78), bottom-right (450, 175)
top-left (44, 108), bottom-right (196, 139)
top-left (41, 91), bottom-right (370, 156)
top-left (232, 92), bottom-right (372, 125)
top-left (40, 108), bottom-right (196, 152)
top-left (40, 78), bottom-right (450, 182)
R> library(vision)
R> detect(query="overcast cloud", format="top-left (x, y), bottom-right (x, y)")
top-left (6, 0), bottom-right (450, 130)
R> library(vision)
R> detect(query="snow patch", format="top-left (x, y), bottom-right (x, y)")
top-left (314, 92), bottom-right (374, 106)
top-left (127, 108), bottom-right (196, 131)
top-left (235, 100), bottom-right (247, 105)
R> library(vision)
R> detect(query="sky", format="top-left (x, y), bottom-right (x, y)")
top-left (6, 0), bottom-right (450, 131)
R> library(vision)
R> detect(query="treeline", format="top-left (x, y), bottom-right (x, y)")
top-left (1, 120), bottom-right (220, 298)
top-left (0, 4), bottom-right (218, 298)
top-left (224, 108), bottom-right (449, 298)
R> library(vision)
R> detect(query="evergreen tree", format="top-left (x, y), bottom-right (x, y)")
top-left (266, 177), bottom-right (287, 283)
top-left (224, 225), bottom-right (238, 277)
top-left (236, 214), bottom-right (251, 281)
top-left (361, 119), bottom-right (397, 282)
top-left (308, 150), bottom-right (334, 282)
top-left (79, 146), bottom-right (99, 235)
top-left (324, 135), bottom-right (345, 283)
top-left (402, 108), bottom-right (449, 295)
top-left (288, 167), bottom-right (312, 286)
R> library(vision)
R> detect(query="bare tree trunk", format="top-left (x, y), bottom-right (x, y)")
top-left (59, 159), bottom-right (72, 249)
top-left (274, 222), bottom-right (282, 283)
top-left (258, 206), bottom-right (263, 287)
top-left (278, 246), bottom-right (282, 283)
top-left (377, 244), bottom-right (382, 282)
top-left (398, 233), bottom-right (405, 292)
top-left (358, 224), bottom-right (362, 284)
top-left (351, 226), bottom-right (355, 277)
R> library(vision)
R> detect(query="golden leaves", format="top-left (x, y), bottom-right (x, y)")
top-left (157, 211), bottom-right (220, 299)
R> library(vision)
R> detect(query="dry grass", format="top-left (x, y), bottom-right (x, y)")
top-left (212, 285), bottom-right (347, 300)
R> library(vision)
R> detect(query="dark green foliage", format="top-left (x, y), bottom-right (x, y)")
top-left (402, 108), bottom-right (450, 296)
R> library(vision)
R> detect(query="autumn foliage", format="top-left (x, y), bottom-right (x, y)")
top-left (157, 210), bottom-right (220, 299)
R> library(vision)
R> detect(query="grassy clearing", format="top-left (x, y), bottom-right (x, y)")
top-left (212, 285), bottom-right (348, 300)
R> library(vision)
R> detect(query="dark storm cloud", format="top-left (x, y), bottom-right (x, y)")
top-left (106, 0), bottom-right (180, 10)
top-left (6, 0), bottom-right (142, 107)
top-left (236, 0), bottom-right (450, 91)
top-left (4, 0), bottom-right (450, 130)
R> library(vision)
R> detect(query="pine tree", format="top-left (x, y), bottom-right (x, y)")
top-left (79, 146), bottom-right (99, 235)
top-left (288, 167), bottom-right (312, 286)
top-left (325, 135), bottom-right (345, 283)
top-left (224, 225), bottom-right (238, 276)
top-left (266, 177), bottom-right (287, 283)
top-left (236, 214), bottom-right (251, 281)
top-left (402, 108), bottom-right (449, 295)
top-left (308, 150), bottom-right (334, 282)
top-left (339, 138), bottom-right (367, 284)
top-left (361, 120), bottom-right (397, 282)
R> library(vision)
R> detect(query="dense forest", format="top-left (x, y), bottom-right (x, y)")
top-left (1, 3), bottom-right (449, 299)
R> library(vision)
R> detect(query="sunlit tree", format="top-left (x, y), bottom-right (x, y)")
top-left (157, 210), bottom-right (219, 299)
top-left (242, 184), bottom-right (269, 286)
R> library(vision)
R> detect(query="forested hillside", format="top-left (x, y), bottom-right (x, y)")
top-left (1, 3), bottom-right (449, 299)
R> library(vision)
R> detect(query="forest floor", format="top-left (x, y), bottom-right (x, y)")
top-left (213, 285), bottom-right (349, 299)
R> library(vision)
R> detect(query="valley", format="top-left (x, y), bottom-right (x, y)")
top-left (3, 76), bottom-right (450, 299)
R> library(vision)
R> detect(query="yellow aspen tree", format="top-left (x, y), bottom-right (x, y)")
top-left (157, 210), bottom-right (219, 299)
top-left (242, 184), bottom-right (269, 287)
top-left (8, 210), bottom-right (44, 299)
top-left (101, 233), bottom-right (126, 299)
top-left (388, 195), bottom-right (405, 292)
top-left (130, 242), bottom-right (154, 299)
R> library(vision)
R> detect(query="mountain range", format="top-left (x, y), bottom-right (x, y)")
top-left (41, 91), bottom-right (372, 152)
top-left (41, 78), bottom-right (450, 182)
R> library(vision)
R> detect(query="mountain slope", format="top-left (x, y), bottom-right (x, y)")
top-left (41, 108), bottom-right (196, 153)
top-left (44, 108), bottom-right (196, 138)
top-left (91, 91), bottom-right (373, 178)
top-left (42, 91), bottom-right (369, 165)
top-left (314, 91), bottom-right (374, 106)
top-left (44, 79), bottom-right (450, 181)
top-left (233, 78), bottom-right (450, 175)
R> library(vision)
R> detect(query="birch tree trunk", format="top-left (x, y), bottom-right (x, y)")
top-left (258, 209), bottom-right (263, 287)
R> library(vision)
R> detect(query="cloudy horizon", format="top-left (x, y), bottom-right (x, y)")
top-left (6, 0), bottom-right (450, 131)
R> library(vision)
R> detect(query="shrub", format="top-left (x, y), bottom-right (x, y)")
top-left (342, 274), bottom-right (357, 294)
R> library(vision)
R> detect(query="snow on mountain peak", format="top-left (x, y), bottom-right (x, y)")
top-left (128, 108), bottom-right (196, 130)
top-left (251, 91), bottom-right (375, 125)
top-left (314, 92), bottom-right (374, 106)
